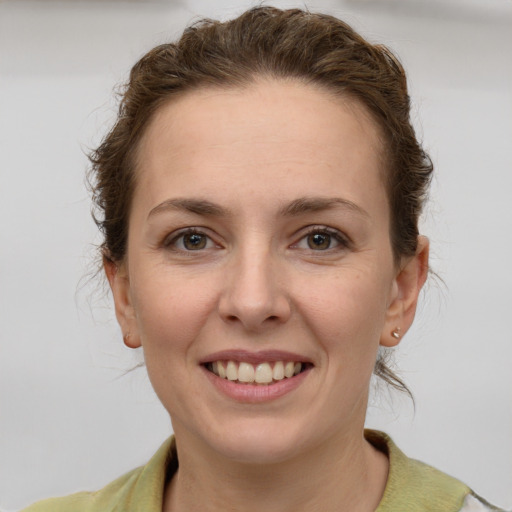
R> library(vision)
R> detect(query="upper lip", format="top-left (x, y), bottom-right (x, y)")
top-left (199, 349), bottom-right (313, 365)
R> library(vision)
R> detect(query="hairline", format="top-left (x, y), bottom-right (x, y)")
top-left (128, 74), bottom-right (397, 260)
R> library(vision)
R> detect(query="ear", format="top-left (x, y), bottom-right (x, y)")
top-left (104, 258), bottom-right (141, 349)
top-left (380, 236), bottom-right (429, 347)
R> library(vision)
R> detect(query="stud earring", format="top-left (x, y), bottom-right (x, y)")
top-left (391, 327), bottom-right (401, 339)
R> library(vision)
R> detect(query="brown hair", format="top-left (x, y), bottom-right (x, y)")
top-left (89, 6), bottom-right (433, 395)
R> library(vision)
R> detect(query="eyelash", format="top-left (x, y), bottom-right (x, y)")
top-left (294, 226), bottom-right (351, 252)
top-left (163, 228), bottom-right (217, 252)
top-left (162, 226), bottom-right (351, 253)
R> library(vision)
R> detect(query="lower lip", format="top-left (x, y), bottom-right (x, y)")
top-left (202, 366), bottom-right (311, 403)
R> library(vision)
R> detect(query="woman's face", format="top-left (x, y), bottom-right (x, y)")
top-left (108, 80), bottom-right (426, 463)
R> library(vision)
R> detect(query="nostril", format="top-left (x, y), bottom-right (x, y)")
top-left (224, 314), bottom-right (280, 325)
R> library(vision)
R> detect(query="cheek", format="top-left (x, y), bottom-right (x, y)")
top-left (297, 271), bottom-right (390, 355)
top-left (129, 272), bottom-right (222, 412)
top-left (130, 270), bottom-right (220, 352)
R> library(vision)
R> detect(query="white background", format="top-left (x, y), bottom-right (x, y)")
top-left (1, 0), bottom-right (511, 510)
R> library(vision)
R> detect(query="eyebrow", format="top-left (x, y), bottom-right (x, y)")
top-left (280, 197), bottom-right (369, 218)
top-left (148, 198), bottom-right (229, 220)
top-left (147, 196), bottom-right (369, 220)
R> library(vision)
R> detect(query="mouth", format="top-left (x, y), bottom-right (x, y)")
top-left (203, 360), bottom-right (312, 386)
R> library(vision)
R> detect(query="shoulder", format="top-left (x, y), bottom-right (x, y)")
top-left (20, 466), bottom-right (146, 512)
top-left (20, 437), bottom-right (175, 512)
top-left (365, 430), bottom-right (507, 512)
top-left (459, 492), bottom-right (509, 512)
top-left (20, 467), bottom-right (137, 511)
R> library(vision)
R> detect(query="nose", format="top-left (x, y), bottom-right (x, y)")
top-left (218, 245), bottom-right (291, 332)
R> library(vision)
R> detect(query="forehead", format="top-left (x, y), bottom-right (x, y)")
top-left (139, 79), bottom-right (384, 158)
top-left (134, 79), bottom-right (387, 215)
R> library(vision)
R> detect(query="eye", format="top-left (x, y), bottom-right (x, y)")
top-left (165, 229), bottom-right (216, 251)
top-left (307, 232), bottom-right (332, 250)
top-left (294, 227), bottom-right (349, 251)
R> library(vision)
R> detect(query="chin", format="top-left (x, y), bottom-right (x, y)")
top-left (203, 418), bottom-right (319, 465)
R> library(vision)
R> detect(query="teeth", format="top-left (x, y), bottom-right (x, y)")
top-left (284, 361), bottom-right (295, 378)
top-left (238, 362), bottom-right (255, 383)
top-left (226, 361), bottom-right (238, 381)
top-left (255, 363), bottom-right (273, 384)
top-left (208, 360), bottom-right (305, 384)
top-left (273, 361), bottom-right (284, 380)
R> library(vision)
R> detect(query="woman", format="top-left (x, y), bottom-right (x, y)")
top-left (23, 6), bottom-right (505, 512)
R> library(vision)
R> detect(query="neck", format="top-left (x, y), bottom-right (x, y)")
top-left (163, 427), bottom-right (388, 512)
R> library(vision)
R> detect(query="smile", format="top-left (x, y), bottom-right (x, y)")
top-left (205, 360), bottom-right (308, 385)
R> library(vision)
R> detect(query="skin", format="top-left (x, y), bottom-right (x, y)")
top-left (106, 80), bottom-right (429, 512)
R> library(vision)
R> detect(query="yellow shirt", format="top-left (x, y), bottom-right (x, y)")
top-left (22, 430), bottom-right (502, 511)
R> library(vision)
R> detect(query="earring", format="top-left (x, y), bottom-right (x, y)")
top-left (391, 327), bottom-right (401, 339)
